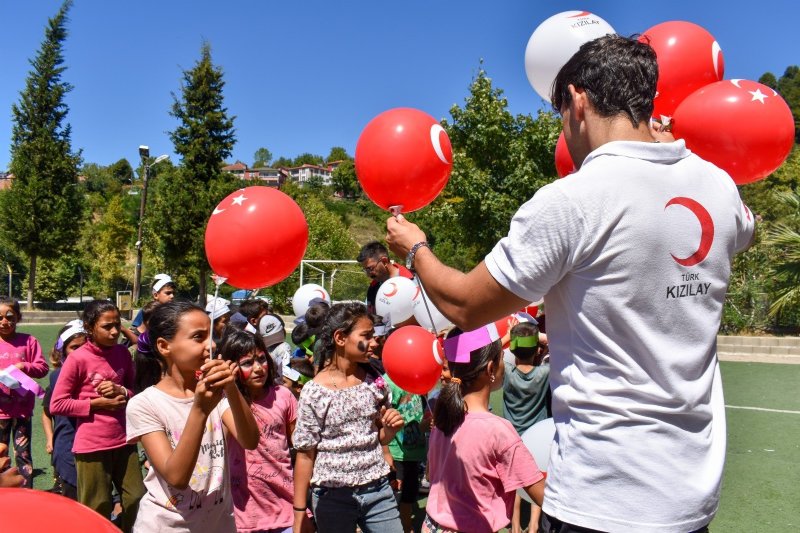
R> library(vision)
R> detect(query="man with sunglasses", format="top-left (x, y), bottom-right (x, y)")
top-left (357, 241), bottom-right (413, 315)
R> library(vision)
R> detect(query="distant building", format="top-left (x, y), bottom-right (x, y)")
top-left (222, 160), bottom-right (339, 188)
top-left (0, 172), bottom-right (12, 190)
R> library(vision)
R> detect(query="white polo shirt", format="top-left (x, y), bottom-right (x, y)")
top-left (486, 140), bottom-right (754, 532)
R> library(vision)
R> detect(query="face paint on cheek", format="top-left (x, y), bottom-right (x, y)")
top-left (357, 341), bottom-right (368, 353)
top-left (240, 367), bottom-right (253, 380)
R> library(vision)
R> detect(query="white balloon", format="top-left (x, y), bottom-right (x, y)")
top-left (292, 284), bottom-right (331, 318)
top-left (524, 11), bottom-right (616, 102)
top-left (517, 417), bottom-right (556, 503)
top-left (412, 282), bottom-right (452, 333)
top-left (375, 277), bottom-right (417, 327)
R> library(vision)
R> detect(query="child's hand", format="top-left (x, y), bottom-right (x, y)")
top-left (96, 380), bottom-right (122, 399)
top-left (90, 395), bottom-right (127, 412)
top-left (46, 437), bottom-right (53, 454)
top-left (0, 466), bottom-right (24, 488)
top-left (220, 360), bottom-right (241, 395)
top-left (379, 406), bottom-right (404, 440)
top-left (194, 359), bottom-right (233, 414)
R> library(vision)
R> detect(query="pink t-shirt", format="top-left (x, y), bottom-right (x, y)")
top-left (0, 333), bottom-right (47, 419)
top-left (228, 385), bottom-right (297, 532)
top-left (426, 412), bottom-right (544, 533)
top-left (50, 341), bottom-right (134, 453)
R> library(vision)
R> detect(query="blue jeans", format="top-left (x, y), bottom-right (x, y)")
top-left (311, 476), bottom-right (403, 533)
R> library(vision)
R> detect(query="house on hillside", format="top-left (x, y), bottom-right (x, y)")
top-left (222, 160), bottom-right (339, 188)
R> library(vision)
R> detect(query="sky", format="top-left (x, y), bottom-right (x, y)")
top-left (0, 0), bottom-right (797, 171)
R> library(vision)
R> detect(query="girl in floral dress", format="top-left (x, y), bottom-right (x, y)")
top-left (292, 302), bottom-right (404, 533)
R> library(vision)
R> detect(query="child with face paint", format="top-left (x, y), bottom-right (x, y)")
top-left (41, 320), bottom-right (87, 499)
top-left (503, 321), bottom-right (550, 533)
top-left (0, 296), bottom-right (48, 488)
top-left (292, 302), bottom-right (405, 533)
top-left (423, 326), bottom-right (545, 533)
top-left (219, 328), bottom-right (298, 533)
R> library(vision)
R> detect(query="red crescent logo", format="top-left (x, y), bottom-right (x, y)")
top-left (412, 286), bottom-right (421, 301)
top-left (568, 10), bottom-right (592, 17)
top-left (383, 282), bottom-right (398, 297)
top-left (315, 289), bottom-right (327, 300)
top-left (665, 197), bottom-right (714, 267)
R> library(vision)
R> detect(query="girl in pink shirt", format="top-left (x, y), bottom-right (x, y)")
top-left (423, 326), bottom-right (545, 533)
top-left (220, 328), bottom-right (297, 533)
top-left (50, 300), bottom-right (145, 532)
top-left (0, 297), bottom-right (47, 488)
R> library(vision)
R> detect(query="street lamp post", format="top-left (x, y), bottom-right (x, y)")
top-left (132, 146), bottom-right (169, 303)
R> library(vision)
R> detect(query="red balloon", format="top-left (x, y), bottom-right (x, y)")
top-left (555, 131), bottom-right (576, 178)
top-left (641, 21), bottom-right (724, 121)
top-left (672, 80), bottom-right (795, 184)
top-left (205, 186), bottom-right (308, 289)
top-left (494, 316), bottom-right (513, 349)
top-left (355, 108), bottom-right (453, 212)
top-left (0, 489), bottom-right (120, 532)
top-left (383, 325), bottom-right (443, 394)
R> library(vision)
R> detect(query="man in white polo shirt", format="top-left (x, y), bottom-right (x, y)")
top-left (387, 35), bottom-right (755, 533)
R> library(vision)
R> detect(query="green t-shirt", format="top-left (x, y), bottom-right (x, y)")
top-left (384, 374), bottom-right (427, 462)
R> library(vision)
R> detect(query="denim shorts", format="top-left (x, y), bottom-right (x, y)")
top-left (311, 476), bottom-right (403, 533)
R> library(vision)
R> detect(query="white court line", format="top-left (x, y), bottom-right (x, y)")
top-left (725, 405), bottom-right (800, 415)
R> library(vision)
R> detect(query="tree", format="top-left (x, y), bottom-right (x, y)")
top-left (760, 66), bottom-right (800, 143)
top-left (82, 195), bottom-right (135, 297)
top-left (331, 159), bottom-right (360, 198)
top-left (305, 174), bottom-right (325, 190)
top-left (292, 153), bottom-right (324, 166)
top-left (253, 147), bottom-right (272, 168)
top-left (272, 156), bottom-right (293, 168)
top-left (764, 189), bottom-right (800, 322)
top-left (108, 158), bottom-right (134, 184)
top-left (413, 67), bottom-right (561, 269)
top-left (0, 1), bottom-right (83, 309)
top-left (326, 146), bottom-right (350, 163)
top-left (152, 42), bottom-right (236, 304)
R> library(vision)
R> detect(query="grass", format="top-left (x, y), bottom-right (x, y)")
top-left (13, 324), bottom-right (800, 531)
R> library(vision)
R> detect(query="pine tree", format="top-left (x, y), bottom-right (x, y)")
top-left (0, 0), bottom-right (82, 309)
top-left (151, 42), bottom-right (237, 303)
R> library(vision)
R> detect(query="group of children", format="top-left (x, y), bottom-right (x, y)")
top-left (0, 274), bottom-right (553, 533)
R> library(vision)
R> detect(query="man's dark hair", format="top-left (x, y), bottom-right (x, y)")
top-left (357, 241), bottom-right (388, 263)
top-left (551, 34), bottom-right (657, 127)
top-left (238, 298), bottom-right (268, 320)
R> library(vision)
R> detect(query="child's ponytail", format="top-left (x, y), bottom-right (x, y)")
top-left (433, 327), bottom-right (502, 437)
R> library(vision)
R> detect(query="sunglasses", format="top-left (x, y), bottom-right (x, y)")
top-left (0, 313), bottom-right (16, 323)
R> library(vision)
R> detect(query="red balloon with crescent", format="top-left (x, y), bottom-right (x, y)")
top-left (672, 79), bottom-right (795, 184)
top-left (382, 326), bottom-right (443, 394)
top-left (355, 107), bottom-right (453, 213)
top-left (0, 489), bottom-right (121, 532)
top-left (205, 186), bottom-right (308, 289)
top-left (640, 21), bottom-right (724, 122)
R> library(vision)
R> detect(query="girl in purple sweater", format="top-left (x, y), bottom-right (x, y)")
top-left (0, 297), bottom-right (47, 488)
top-left (51, 301), bottom-right (145, 533)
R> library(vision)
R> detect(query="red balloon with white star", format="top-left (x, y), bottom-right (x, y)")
top-left (205, 186), bottom-right (308, 289)
top-left (672, 79), bottom-right (795, 184)
top-left (355, 107), bottom-right (452, 213)
top-left (641, 21), bottom-right (724, 123)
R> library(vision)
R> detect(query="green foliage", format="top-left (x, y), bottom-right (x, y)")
top-left (764, 189), bottom-right (800, 322)
top-left (80, 195), bottom-right (134, 297)
top-left (272, 156), bottom-right (293, 168)
top-left (331, 159), bottom-right (360, 198)
top-left (305, 174), bottom-right (326, 190)
top-left (0, 0), bottom-right (83, 308)
top-left (265, 189), bottom-right (360, 312)
top-left (25, 255), bottom-right (80, 302)
top-left (292, 153), bottom-right (325, 167)
top-left (253, 147), bottom-right (272, 168)
top-left (326, 146), bottom-right (350, 163)
top-left (155, 42), bottom-right (237, 301)
top-left (413, 67), bottom-right (561, 269)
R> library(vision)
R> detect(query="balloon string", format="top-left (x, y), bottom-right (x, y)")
top-left (415, 274), bottom-right (438, 335)
top-left (209, 274), bottom-right (227, 359)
